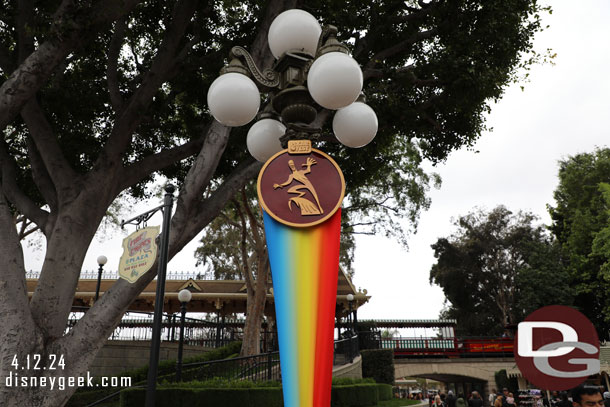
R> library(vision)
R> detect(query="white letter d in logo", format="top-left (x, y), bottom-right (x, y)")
top-left (518, 321), bottom-right (578, 357)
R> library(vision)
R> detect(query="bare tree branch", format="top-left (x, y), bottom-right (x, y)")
top-left (364, 29), bottom-right (438, 73)
top-left (0, 192), bottom-right (39, 400)
top-left (16, 0), bottom-right (35, 63)
top-left (17, 220), bottom-right (40, 240)
top-left (117, 135), bottom-right (206, 192)
top-left (175, 160), bottom-right (263, 252)
top-left (66, 160), bottom-right (262, 367)
top-left (233, 198), bottom-right (255, 291)
top-left (219, 212), bottom-right (240, 228)
top-left (0, 42), bottom-right (14, 73)
top-left (0, 0), bottom-right (142, 132)
top-left (25, 136), bottom-right (58, 211)
top-left (170, 121), bottom-right (230, 232)
top-left (0, 139), bottom-right (49, 231)
top-left (107, 18), bottom-right (127, 112)
top-left (21, 99), bottom-right (77, 191)
top-left (101, 0), bottom-right (198, 163)
top-left (249, 0), bottom-right (298, 68)
top-left (387, 1), bottom-right (438, 24)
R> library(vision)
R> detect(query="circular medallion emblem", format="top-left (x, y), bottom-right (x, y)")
top-left (257, 146), bottom-right (345, 228)
top-left (514, 305), bottom-right (600, 390)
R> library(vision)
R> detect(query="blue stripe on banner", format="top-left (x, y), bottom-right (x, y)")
top-left (263, 211), bottom-right (298, 406)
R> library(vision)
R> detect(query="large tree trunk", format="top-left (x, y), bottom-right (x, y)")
top-left (240, 268), bottom-right (269, 356)
top-left (0, 183), bottom-right (115, 406)
top-left (0, 0), bottom-right (291, 404)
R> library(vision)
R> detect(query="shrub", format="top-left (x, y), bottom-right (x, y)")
top-left (377, 383), bottom-right (393, 401)
top-left (122, 341), bottom-right (242, 383)
top-left (494, 369), bottom-right (518, 394)
top-left (120, 386), bottom-right (282, 407)
top-left (120, 381), bottom-right (383, 407)
top-left (69, 342), bottom-right (243, 407)
top-left (331, 384), bottom-right (379, 407)
top-left (65, 389), bottom-right (117, 407)
top-left (332, 377), bottom-right (375, 386)
top-left (361, 349), bottom-right (394, 384)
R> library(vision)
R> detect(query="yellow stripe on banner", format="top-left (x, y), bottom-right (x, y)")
top-left (295, 227), bottom-right (321, 407)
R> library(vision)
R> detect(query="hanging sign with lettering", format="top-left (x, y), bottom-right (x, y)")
top-left (118, 226), bottom-right (160, 283)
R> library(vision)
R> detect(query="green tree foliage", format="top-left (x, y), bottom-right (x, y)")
top-left (361, 349), bottom-right (395, 385)
top-left (0, 0), bottom-right (549, 245)
top-left (430, 206), bottom-right (571, 336)
top-left (0, 0), bottom-right (550, 404)
top-left (548, 148), bottom-right (610, 339)
top-left (592, 183), bottom-right (610, 278)
top-left (195, 183), bottom-right (355, 279)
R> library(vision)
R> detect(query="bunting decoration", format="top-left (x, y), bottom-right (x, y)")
top-left (258, 140), bottom-right (345, 407)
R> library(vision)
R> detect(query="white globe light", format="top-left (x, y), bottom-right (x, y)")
top-left (178, 289), bottom-right (192, 303)
top-left (333, 102), bottom-right (378, 148)
top-left (307, 52), bottom-right (363, 110)
top-left (346, 293), bottom-right (354, 302)
top-left (207, 73), bottom-right (260, 127)
top-left (97, 255), bottom-right (108, 266)
top-left (247, 119), bottom-right (286, 162)
top-left (268, 9), bottom-right (322, 58)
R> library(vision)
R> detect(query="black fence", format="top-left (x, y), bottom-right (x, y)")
top-left (358, 330), bottom-right (381, 350)
top-left (84, 336), bottom-right (358, 406)
top-left (178, 351), bottom-right (281, 383)
top-left (334, 335), bottom-right (360, 365)
top-left (26, 270), bottom-right (224, 281)
top-left (66, 307), bottom-right (277, 352)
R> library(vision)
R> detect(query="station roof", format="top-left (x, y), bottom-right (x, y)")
top-left (358, 319), bottom-right (457, 328)
top-left (26, 268), bottom-right (370, 317)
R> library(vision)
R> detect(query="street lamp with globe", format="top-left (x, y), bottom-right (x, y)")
top-left (346, 293), bottom-right (355, 336)
top-left (206, 8), bottom-right (378, 161)
top-left (94, 255), bottom-right (107, 302)
top-left (204, 8), bottom-right (376, 406)
top-left (175, 288), bottom-right (192, 382)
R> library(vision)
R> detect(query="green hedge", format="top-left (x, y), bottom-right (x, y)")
top-left (68, 342), bottom-right (243, 407)
top-left (360, 349), bottom-right (394, 385)
top-left (120, 381), bottom-right (385, 407)
top-left (494, 369), bottom-right (518, 394)
top-left (65, 388), bottom-right (117, 407)
top-left (377, 384), bottom-right (393, 401)
top-left (123, 341), bottom-right (242, 383)
top-left (331, 384), bottom-right (379, 407)
top-left (121, 387), bottom-right (283, 407)
top-left (332, 377), bottom-right (375, 385)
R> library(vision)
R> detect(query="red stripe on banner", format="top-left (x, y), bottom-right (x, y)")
top-left (313, 209), bottom-right (342, 407)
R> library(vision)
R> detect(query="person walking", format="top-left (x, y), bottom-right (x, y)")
top-left (446, 391), bottom-right (457, 407)
top-left (470, 391), bottom-right (484, 407)
top-left (489, 389), bottom-right (498, 407)
top-left (557, 393), bottom-right (572, 407)
top-left (433, 395), bottom-right (445, 407)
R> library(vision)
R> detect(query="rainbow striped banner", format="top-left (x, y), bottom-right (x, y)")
top-left (263, 209), bottom-right (342, 407)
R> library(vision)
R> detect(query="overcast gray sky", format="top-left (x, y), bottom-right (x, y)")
top-left (23, 0), bottom-right (610, 322)
top-left (351, 0), bottom-right (610, 320)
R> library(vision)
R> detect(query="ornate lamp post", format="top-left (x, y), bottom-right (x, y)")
top-left (94, 255), bottom-right (107, 302)
top-left (346, 293), bottom-right (355, 336)
top-left (346, 293), bottom-right (355, 363)
top-left (207, 9), bottom-right (378, 155)
top-left (207, 9), bottom-right (378, 407)
top-left (176, 288), bottom-right (192, 381)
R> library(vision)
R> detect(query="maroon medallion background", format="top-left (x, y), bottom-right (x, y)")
top-left (259, 150), bottom-right (344, 226)
top-left (514, 305), bottom-right (599, 390)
